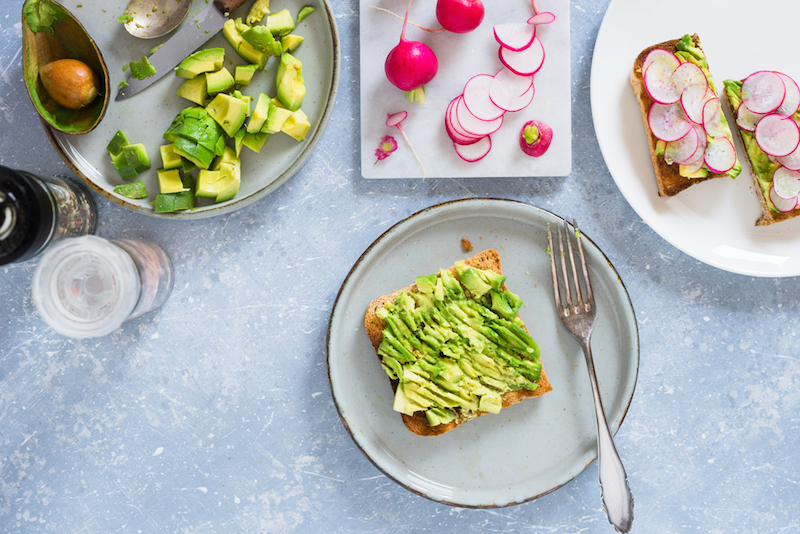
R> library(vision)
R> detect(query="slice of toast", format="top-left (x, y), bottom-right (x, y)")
top-left (722, 78), bottom-right (800, 226)
top-left (630, 34), bottom-right (737, 197)
top-left (363, 249), bottom-right (552, 437)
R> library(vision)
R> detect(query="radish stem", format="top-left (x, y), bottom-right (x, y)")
top-left (367, 5), bottom-right (445, 32)
top-left (400, 0), bottom-right (413, 41)
top-left (396, 124), bottom-right (426, 180)
top-left (531, 0), bottom-right (540, 14)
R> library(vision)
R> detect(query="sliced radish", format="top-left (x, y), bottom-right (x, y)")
top-left (642, 49), bottom-right (680, 76)
top-left (493, 23), bottom-right (536, 52)
top-left (492, 67), bottom-right (533, 98)
top-left (455, 96), bottom-right (503, 136)
top-left (454, 135), bottom-right (492, 162)
top-left (498, 37), bottom-right (545, 76)
top-left (463, 74), bottom-right (506, 121)
top-left (502, 83), bottom-right (535, 112)
top-left (775, 72), bottom-right (800, 117)
top-left (702, 98), bottom-right (728, 138)
top-left (648, 102), bottom-right (692, 142)
top-left (772, 166), bottom-right (800, 199)
top-left (445, 98), bottom-right (482, 145)
top-left (769, 183), bottom-right (799, 212)
top-left (754, 114), bottom-right (800, 157)
top-left (527, 12), bottom-right (555, 25)
top-left (681, 84), bottom-right (711, 124)
top-left (776, 144), bottom-right (800, 171)
top-left (644, 61), bottom-right (680, 105)
top-left (681, 156), bottom-right (705, 175)
top-left (736, 103), bottom-right (765, 133)
top-left (386, 111), bottom-right (407, 127)
top-left (671, 62), bottom-right (707, 95)
top-left (682, 124), bottom-right (708, 166)
top-left (664, 127), bottom-right (699, 165)
top-left (704, 135), bottom-right (736, 173)
top-left (741, 71), bottom-right (786, 114)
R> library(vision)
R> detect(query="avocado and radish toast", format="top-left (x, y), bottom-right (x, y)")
top-left (723, 72), bottom-right (800, 225)
top-left (363, 249), bottom-right (551, 436)
top-left (110, 2), bottom-right (314, 212)
top-left (631, 34), bottom-right (741, 198)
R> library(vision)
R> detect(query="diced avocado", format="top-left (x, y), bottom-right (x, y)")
top-left (280, 34), bottom-right (304, 53)
top-left (163, 107), bottom-right (225, 155)
top-left (107, 130), bottom-right (130, 155)
top-left (247, 93), bottom-right (271, 133)
top-left (222, 19), bottom-right (269, 69)
top-left (122, 143), bottom-right (151, 173)
top-left (182, 158), bottom-right (196, 173)
top-left (238, 39), bottom-right (269, 69)
top-left (234, 127), bottom-right (247, 156)
top-left (275, 53), bottom-right (305, 111)
top-left (261, 101), bottom-right (292, 134)
top-left (160, 144), bottom-right (183, 170)
top-left (206, 93), bottom-right (249, 138)
top-left (234, 64), bottom-right (259, 86)
top-left (679, 165), bottom-right (709, 179)
top-left (172, 136), bottom-right (216, 169)
top-left (176, 76), bottom-right (208, 106)
top-left (242, 131), bottom-right (269, 153)
top-left (222, 19), bottom-right (244, 49)
top-left (267, 9), bottom-right (295, 36)
top-left (231, 90), bottom-right (253, 116)
top-left (246, 0), bottom-right (270, 24)
top-left (175, 48), bottom-right (224, 78)
top-left (242, 26), bottom-right (282, 56)
top-left (191, 48), bottom-right (225, 70)
top-left (129, 56), bottom-right (156, 80)
top-left (210, 147), bottom-right (241, 202)
top-left (215, 176), bottom-right (241, 203)
top-left (415, 274), bottom-right (437, 294)
top-left (113, 180), bottom-right (148, 199)
top-left (457, 265), bottom-right (492, 297)
top-left (154, 190), bottom-right (194, 213)
top-left (157, 168), bottom-right (185, 194)
top-left (206, 67), bottom-right (235, 95)
top-left (195, 169), bottom-right (225, 198)
top-left (280, 109), bottom-right (310, 141)
top-left (111, 151), bottom-right (138, 181)
top-left (654, 139), bottom-right (666, 157)
top-left (297, 5), bottom-right (315, 23)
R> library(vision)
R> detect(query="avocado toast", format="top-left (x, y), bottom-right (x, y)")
top-left (630, 34), bottom-right (741, 197)
top-left (363, 249), bottom-right (551, 437)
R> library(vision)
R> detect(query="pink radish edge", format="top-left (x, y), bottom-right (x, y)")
top-left (454, 135), bottom-right (492, 162)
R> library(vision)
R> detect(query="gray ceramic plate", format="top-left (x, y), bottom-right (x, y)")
top-left (42, 0), bottom-right (339, 219)
top-left (327, 198), bottom-right (639, 508)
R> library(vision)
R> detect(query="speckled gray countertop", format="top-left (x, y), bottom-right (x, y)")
top-left (2, 0), bottom-right (800, 532)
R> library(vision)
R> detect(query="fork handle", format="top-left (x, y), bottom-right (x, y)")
top-left (580, 339), bottom-right (634, 533)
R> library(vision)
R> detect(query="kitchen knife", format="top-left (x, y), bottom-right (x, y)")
top-left (116, 0), bottom-right (249, 101)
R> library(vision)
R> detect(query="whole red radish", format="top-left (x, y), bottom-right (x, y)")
top-left (519, 120), bottom-right (553, 157)
top-left (385, 0), bottom-right (439, 103)
top-left (436, 0), bottom-right (484, 34)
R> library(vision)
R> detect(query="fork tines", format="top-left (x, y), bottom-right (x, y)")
top-left (547, 219), bottom-right (594, 316)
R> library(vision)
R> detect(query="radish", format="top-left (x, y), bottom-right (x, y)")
top-left (502, 83), bottom-right (535, 112)
top-left (775, 72), bottom-right (800, 117)
top-left (702, 98), bottom-right (728, 138)
top-left (455, 96), bottom-right (503, 136)
top-left (776, 145), bottom-right (800, 171)
top-left (527, 12), bottom-right (555, 25)
top-left (384, 0), bottom-right (439, 104)
top-left (671, 62), bottom-right (706, 95)
top-left (736, 103), bottom-right (765, 133)
top-left (703, 136), bottom-right (736, 173)
top-left (436, 0), bottom-right (484, 34)
top-left (754, 114), bottom-right (800, 157)
top-left (642, 49), bottom-right (680, 79)
top-left (769, 183), bottom-right (799, 212)
top-left (519, 120), bottom-right (552, 157)
top-left (498, 37), bottom-right (545, 76)
top-left (741, 71), bottom-right (786, 114)
top-left (648, 102), bottom-right (692, 142)
top-left (385, 111), bottom-right (426, 179)
top-left (680, 84), bottom-right (711, 124)
top-left (454, 135), bottom-right (492, 162)
top-left (663, 127), bottom-right (699, 165)
top-left (445, 97), bottom-right (483, 145)
top-left (643, 62), bottom-right (680, 105)
top-left (463, 74), bottom-right (506, 121)
top-left (493, 23), bottom-right (536, 52)
top-left (772, 167), bottom-right (800, 199)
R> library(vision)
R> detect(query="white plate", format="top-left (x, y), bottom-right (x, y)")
top-left (359, 0), bottom-right (571, 179)
top-left (327, 198), bottom-right (638, 507)
top-left (591, 0), bottom-right (800, 277)
top-left (43, 0), bottom-right (339, 218)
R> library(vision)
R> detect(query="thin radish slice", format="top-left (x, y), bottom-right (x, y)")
top-left (455, 96), bottom-right (503, 136)
top-left (772, 167), bottom-right (800, 199)
top-left (498, 37), bottom-right (545, 76)
top-left (741, 71), bottom-right (786, 114)
top-left (681, 84), bottom-right (711, 124)
top-left (454, 135), bottom-right (492, 162)
top-left (642, 49), bottom-right (680, 76)
top-left (644, 61), bottom-right (680, 105)
top-left (769, 183), bottom-right (799, 212)
top-left (664, 127), bottom-right (699, 165)
top-left (671, 62), bottom-right (707, 95)
top-left (386, 111), bottom-right (407, 127)
top-left (702, 98), bottom-right (728, 138)
top-left (776, 144), bottom-right (800, 171)
top-left (492, 67), bottom-right (533, 98)
top-left (755, 114), bottom-right (800, 157)
top-left (704, 135), bottom-right (736, 173)
top-left (502, 83), bottom-right (535, 112)
top-left (648, 102), bottom-right (692, 142)
top-left (775, 72), bottom-right (800, 117)
top-left (447, 96), bottom-right (483, 142)
top-left (736, 103), bottom-right (765, 133)
top-left (463, 74), bottom-right (506, 121)
top-left (493, 23), bottom-right (536, 52)
top-left (681, 157), bottom-right (705, 175)
top-left (683, 124), bottom-right (708, 166)
top-left (527, 12), bottom-right (555, 25)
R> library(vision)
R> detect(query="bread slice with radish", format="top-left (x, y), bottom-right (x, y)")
top-left (630, 34), bottom-right (741, 197)
top-left (723, 72), bottom-right (800, 225)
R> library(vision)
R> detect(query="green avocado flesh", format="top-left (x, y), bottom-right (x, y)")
top-left (376, 263), bottom-right (541, 427)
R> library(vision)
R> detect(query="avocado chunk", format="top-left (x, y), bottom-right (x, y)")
top-left (195, 169), bottom-right (224, 198)
top-left (280, 34), bottom-right (304, 53)
top-left (206, 67), bottom-right (235, 95)
top-left (175, 48), bottom-right (224, 78)
top-left (206, 93), bottom-right (249, 138)
top-left (106, 130), bottom-right (130, 156)
top-left (242, 131), bottom-right (269, 153)
top-left (262, 100), bottom-right (292, 134)
top-left (247, 93), bottom-right (271, 133)
top-left (122, 143), bottom-right (151, 174)
top-left (222, 19), bottom-right (269, 69)
top-left (164, 107), bottom-right (226, 156)
top-left (275, 53), bottom-right (305, 111)
top-left (157, 168), bottom-right (185, 194)
top-left (297, 5), bottom-right (315, 23)
top-left (231, 90), bottom-right (253, 116)
top-left (113, 180), bottom-right (148, 199)
top-left (160, 144), bottom-right (183, 170)
top-left (176, 76), bottom-right (208, 106)
top-left (234, 127), bottom-right (247, 156)
top-left (172, 136), bottom-right (216, 170)
top-left (155, 175), bottom-right (194, 213)
top-left (281, 109), bottom-right (310, 141)
top-left (234, 64), bottom-right (259, 86)
top-left (242, 26), bottom-right (282, 56)
top-left (210, 146), bottom-right (242, 202)
top-left (246, 0), bottom-right (271, 24)
top-left (267, 9), bottom-right (295, 36)
top-left (129, 56), bottom-right (156, 80)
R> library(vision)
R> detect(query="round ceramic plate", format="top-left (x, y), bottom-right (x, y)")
top-left (42, 0), bottom-right (339, 219)
top-left (591, 0), bottom-right (800, 277)
top-left (327, 198), bottom-right (639, 508)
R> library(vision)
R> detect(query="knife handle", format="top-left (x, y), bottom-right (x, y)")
top-left (214, 0), bottom-right (249, 15)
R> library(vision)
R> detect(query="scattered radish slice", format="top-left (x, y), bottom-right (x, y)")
top-left (527, 11), bottom-right (555, 25)
top-left (386, 111), bottom-right (408, 127)
top-left (463, 74), bottom-right (506, 121)
top-left (754, 114), bottom-right (800, 157)
top-left (454, 135), bottom-right (492, 162)
top-left (741, 71), bottom-right (786, 114)
top-left (772, 167), bottom-right (800, 199)
top-left (704, 136), bottom-right (736, 173)
top-left (775, 72), bottom-right (800, 117)
top-left (736, 103), bottom-right (765, 133)
top-left (498, 37), bottom-right (545, 76)
top-left (643, 62), bottom-right (680, 105)
top-left (769, 183), bottom-right (799, 212)
top-left (455, 96), bottom-right (504, 136)
top-left (664, 127), bottom-right (699, 165)
top-left (493, 23), bottom-right (536, 52)
top-left (680, 84), bottom-right (710, 124)
top-left (642, 49), bottom-right (680, 77)
top-left (776, 145), bottom-right (800, 171)
top-left (671, 62), bottom-right (707, 95)
top-left (648, 102), bottom-right (692, 142)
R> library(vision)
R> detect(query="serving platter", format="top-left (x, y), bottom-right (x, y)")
top-left (359, 0), bottom-right (571, 179)
top-left (591, 0), bottom-right (800, 277)
top-left (327, 198), bottom-right (638, 507)
top-left (41, 0), bottom-right (339, 218)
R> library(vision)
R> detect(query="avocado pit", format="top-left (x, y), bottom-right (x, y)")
top-left (39, 59), bottom-right (99, 110)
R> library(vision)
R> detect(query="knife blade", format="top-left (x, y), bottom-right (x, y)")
top-left (116, 0), bottom-right (249, 101)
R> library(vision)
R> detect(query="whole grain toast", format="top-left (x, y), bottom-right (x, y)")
top-left (630, 34), bottom-right (733, 197)
top-left (363, 249), bottom-right (552, 437)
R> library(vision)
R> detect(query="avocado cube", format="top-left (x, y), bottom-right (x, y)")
top-left (176, 76), bottom-right (208, 106)
top-left (247, 93), bottom-right (271, 133)
top-left (111, 151), bottom-right (139, 181)
top-left (222, 19), bottom-right (269, 69)
top-left (191, 48), bottom-right (225, 70)
top-left (206, 93), bottom-right (249, 138)
top-left (280, 34), bottom-right (304, 53)
top-left (113, 180), bottom-right (148, 199)
top-left (211, 146), bottom-right (241, 173)
top-left (107, 130), bottom-right (130, 155)
top-left (233, 128), bottom-right (247, 156)
top-left (182, 158), bottom-right (196, 173)
top-left (157, 168), bottom-right (185, 194)
top-left (206, 67), bottom-right (235, 95)
top-left (242, 26), bottom-right (277, 54)
top-left (129, 56), bottom-right (157, 80)
top-left (215, 177), bottom-right (240, 203)
top-left (231, 90), bottom-right (253, 117)
top-left (172, 136), bottom-right (216, 169)
top-left (222, 19), bottom-right (244, 50)
top-left (275, 53), bottom-right (305, 111)
top-left (246, 0), bottom-right (271, 24)
top-left (238, 39), bottom-right (269, 69)
top-left (261, 101), bottom-right (292, 134)
top-left (154, 190), bottom-right (194, 213)
top-left (297, 5), bottom-right (315, 23)
top-left (122, 143), bottom-right (151, 173)
top-left (176, 48), bottom-right (224, 78)
top-left (235, 64), bottom-right (259, 86)
top-left (242, 131), bottom-right (269, 153)
top-left (159, 144), bottom-right (183, 170)
top-left (195, 169), bottom-right (225, 198)
top-left (267, 9), bottom-right (295, 36)
top-left (281, 109), bottom-right (310, 141)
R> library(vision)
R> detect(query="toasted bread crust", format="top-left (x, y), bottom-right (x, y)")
top-left (630, 35), bottom-right (730, 197)
top-left (363, 249), bottom-right (552, 437)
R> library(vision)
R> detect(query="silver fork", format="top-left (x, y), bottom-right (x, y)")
top-left (547, 220), bottom-right (634, 533)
